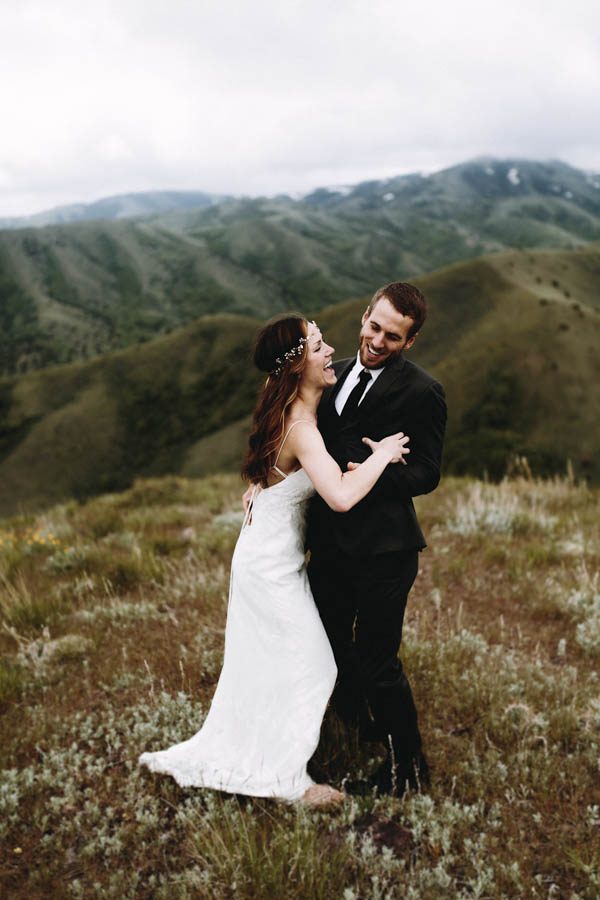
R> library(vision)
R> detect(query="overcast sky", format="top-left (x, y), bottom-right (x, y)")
top-left (1, 0), bottom-right (598, 216)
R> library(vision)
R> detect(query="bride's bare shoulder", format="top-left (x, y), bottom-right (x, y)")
top-left (286, 416), bottom-right (317, 429)
top-left (284, 417), bottom-right (318, 442)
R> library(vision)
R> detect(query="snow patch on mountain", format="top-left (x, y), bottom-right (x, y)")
top-left (326, 185), bottom-right (352, 196)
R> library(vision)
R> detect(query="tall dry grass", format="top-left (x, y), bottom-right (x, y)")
top-left (0, 471), bottom-right (598, 897)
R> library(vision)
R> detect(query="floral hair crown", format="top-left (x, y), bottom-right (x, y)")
top-left (271, 321), bottom-right (316, 376)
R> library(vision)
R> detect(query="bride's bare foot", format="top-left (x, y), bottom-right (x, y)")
top-left (299, 784), bottom-right (345, 808)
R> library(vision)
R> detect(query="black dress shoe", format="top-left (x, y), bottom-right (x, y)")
top-left (373, 752), bottom-right (430, 797)
top-left (344, 754), bottom-right (430, 798)
top-left (343, 777), bottom-right (376, 797)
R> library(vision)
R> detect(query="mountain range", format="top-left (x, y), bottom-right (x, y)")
top-left (0, 190), bottom-right (229, 230)
top-left (1, 243), bottom-right (598, 516)
top-left (2, 158), bottom-right (600, 376)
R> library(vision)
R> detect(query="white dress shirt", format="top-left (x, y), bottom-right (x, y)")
top-left (334, 352), bottom-right (385, 415)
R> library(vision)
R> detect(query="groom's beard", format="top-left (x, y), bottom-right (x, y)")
top-left (358, 336), bottom-right (403, 369)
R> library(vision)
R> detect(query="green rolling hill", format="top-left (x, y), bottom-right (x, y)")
top-left (1, 244), bottom-right (598, 516)
top-left (2, 159), bottom-right (600, 376)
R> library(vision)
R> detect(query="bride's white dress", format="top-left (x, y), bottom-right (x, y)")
top-left (139, 438), bottom-right (337, 801)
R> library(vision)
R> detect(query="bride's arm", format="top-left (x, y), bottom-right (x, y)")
top-left (289, 422), bottom-right (409, 513)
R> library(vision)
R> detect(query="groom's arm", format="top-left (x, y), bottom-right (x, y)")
top-left (369, 380), bottom-right (447, 500)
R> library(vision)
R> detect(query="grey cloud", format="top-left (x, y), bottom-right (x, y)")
top-left (0, 0), bottom-right (599, 215)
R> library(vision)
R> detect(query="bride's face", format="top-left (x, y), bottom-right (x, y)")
top-left (301, 323), bottom-right (336, 389)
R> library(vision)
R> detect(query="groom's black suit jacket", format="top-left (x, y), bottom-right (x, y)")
top-left (306, 354), bottom-right (447, 558)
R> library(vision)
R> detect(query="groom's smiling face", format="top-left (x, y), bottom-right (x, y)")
top-left (359, 297), bottom-right (417, 368)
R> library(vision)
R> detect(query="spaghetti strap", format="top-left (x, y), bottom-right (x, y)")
top-left (273, 419), bottom-right (314, 470)
top-left (241, 483), bottom-right (260, 530)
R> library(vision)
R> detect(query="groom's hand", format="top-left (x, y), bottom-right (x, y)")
top-left (346, 461), bottom-right (361, 471)
top-left (362, 434), bottom-right (409, 465)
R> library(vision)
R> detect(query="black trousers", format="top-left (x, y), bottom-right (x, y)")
top-left (308, 549), bottom-right (422, 764)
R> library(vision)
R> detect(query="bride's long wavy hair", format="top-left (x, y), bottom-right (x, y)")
top-left (242, 314), bottom-right (309, 487)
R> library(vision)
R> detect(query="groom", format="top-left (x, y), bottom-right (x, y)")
top-left (306, 281), bottom-right (446, 796)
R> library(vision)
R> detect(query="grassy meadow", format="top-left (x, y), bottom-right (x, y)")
top-left (0, 470), bottom-right (598, 898)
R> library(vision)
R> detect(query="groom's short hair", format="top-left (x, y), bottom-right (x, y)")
top-left (368, 282), bottom-right (427, 339)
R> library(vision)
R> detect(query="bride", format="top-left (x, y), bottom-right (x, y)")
top-left (139, 315), bottom-right (410, 806)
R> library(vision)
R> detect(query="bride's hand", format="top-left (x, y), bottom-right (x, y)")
top-left (362, 432), bottom-right (410, 465)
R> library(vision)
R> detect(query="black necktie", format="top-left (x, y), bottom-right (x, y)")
top-left (340, 368), bottom-right (372, 419)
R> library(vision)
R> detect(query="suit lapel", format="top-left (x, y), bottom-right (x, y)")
top-left (319, 354), bottom-right (407, 423)
top-left (357, 355), bottom-right (406, 418)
